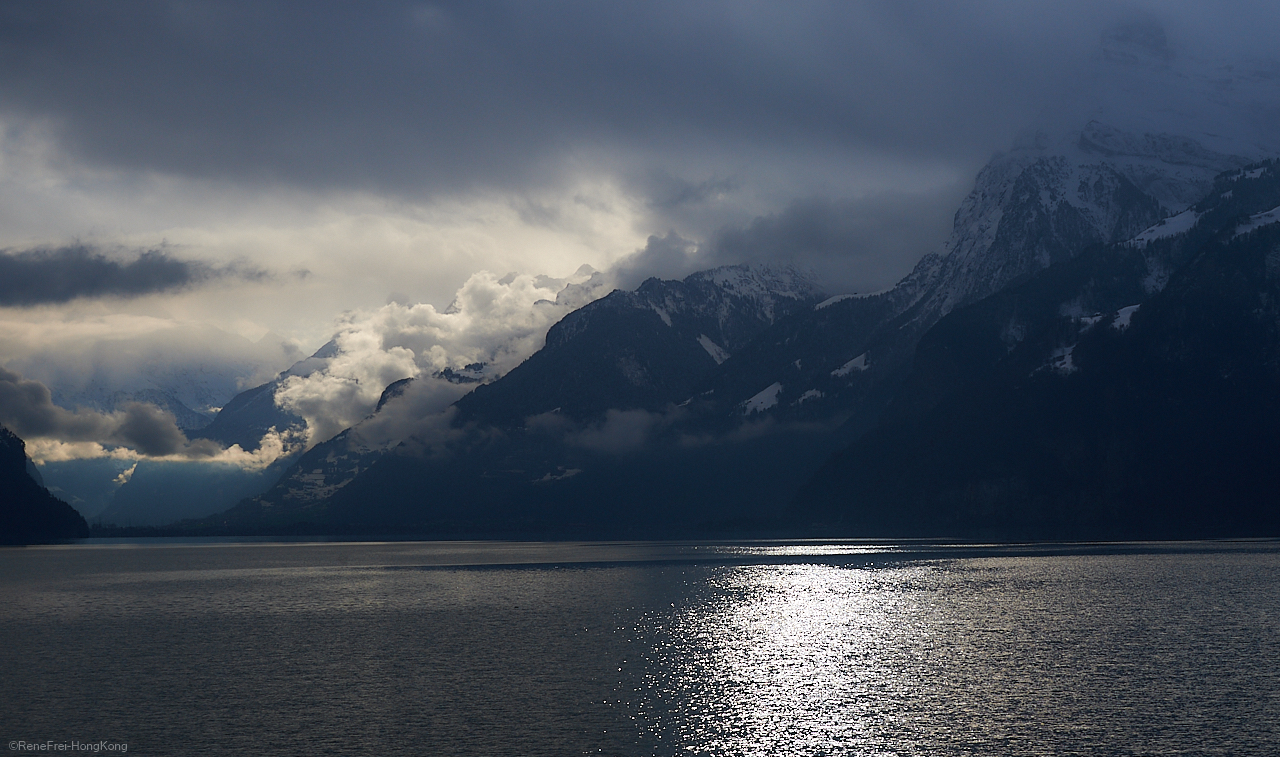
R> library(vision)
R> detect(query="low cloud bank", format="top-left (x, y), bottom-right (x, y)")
top-left (574, 408), bottom-right (679, 454)
top-left (355, 380), bottom-right (471, 452)
top-left (2, 365), bottom-right (190, 455)
top-left (1, 365), bottom-right (302, 467)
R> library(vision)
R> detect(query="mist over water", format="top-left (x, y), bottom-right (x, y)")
top-left (2, 541), bottom-right (1278, 756)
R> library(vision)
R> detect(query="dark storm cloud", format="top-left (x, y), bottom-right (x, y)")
top-left (3, 0), bottom-right (1277, 299)
top-left (0, 0), bottom-right (1193, 197)
top-left (644, 174), bottom-right (740, 213)
top-left (612, 231), bottom-right (699, 288)
top-left (616, 188), bottom-right (963, 292)
top-left (0, 246), bottom-right (266, 306)
top-left (706, 193), bottom-right (961, 290)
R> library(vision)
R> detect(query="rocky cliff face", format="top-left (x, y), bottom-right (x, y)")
top-left (895, 122), bottom-right (1239, 327)
top-left (1, 425), bottom-right (89, 542)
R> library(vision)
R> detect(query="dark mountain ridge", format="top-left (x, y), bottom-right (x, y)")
top-left (452, 264), bottom-right (825, 427)
top-left (793, 160), bottom-right (1280, 538)
top-left (1, 425), bottom-right (89, 543)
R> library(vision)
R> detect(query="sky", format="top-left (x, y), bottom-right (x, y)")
top-left (3, 0), bottom-right (1280, 464)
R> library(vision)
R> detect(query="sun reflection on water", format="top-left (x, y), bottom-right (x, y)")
top-left (700, 544), bottom-right (902, 558)
top-left (635, 563), bottom-right (932, 756)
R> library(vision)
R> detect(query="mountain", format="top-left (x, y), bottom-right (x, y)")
top-left (0, 425), bottom-right (89, 543)
top-left (36, 457), bottom-right (132, 520)
top-left (189, 343), bottom-right (326, 451)
top-left (31, 327), bottom-right (304, 433)
top-left (623, 122), bottom-right (1232, 439)
top-left (207, 123), bottom-right (1272, 537)
top-left (205, 380), bottom-right (415, 531)
top-left (93, 457), bottom-right (296, 528)
top-left (124, 388), bottom-right (216, 431)
top-left (110, 268), bottom-right (615, 529)
top-left (209, 263), bottom-right (827, 532)
top-left (792, 160), bottom-right (1280, 538)
top-left (92, 344), bottom-right (333, 526)
top-left (452, 264), bottom-right (825, 426)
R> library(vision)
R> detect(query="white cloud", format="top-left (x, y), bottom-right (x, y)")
top-left (0, 116), bottom-right (648, 345)
top-left (25, 426), bottom-right (305, 471)
top-left (274, 266), bottom-right (615, 446)
top-left (352, 382), bottom-right (471, 454)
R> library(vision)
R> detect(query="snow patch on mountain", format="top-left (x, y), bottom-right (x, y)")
top-left (1235, 205), bottom-right (1280, 237)
top-left (1113, 305), bottom-right (1141, 330)
top-left (741, 382), bottom-right (782, 414)
top-left (698, 335), bottom-right (730, 365)
top-left (534, 468), bottom-right (582, 483)
top-left (1040, 345), bottom-right (1078, 375)
top-left (832, 354), bottom-right (869, 377)
top-left (815, 294), bottom-right (857, 310)
top-left (693, 264), bottom-right (817, 300)
top-left (1128, 209), bottom-right (1200, 246)
top-left (685, 264), bottom-right (822, 321)
top-left (880, 116), bottom-right (1260, 340)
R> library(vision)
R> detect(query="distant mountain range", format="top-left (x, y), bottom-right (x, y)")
top-left (162, 121), bottom-right (1280, 540)
top-left (28, 118), bottom-right (1269, 539)
top-left (207, 263), bottom-right (829, 532)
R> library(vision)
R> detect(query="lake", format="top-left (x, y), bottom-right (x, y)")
top-left (2, 540), bottom-right (1278, 755)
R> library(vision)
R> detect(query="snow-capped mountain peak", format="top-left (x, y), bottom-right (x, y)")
top-left (686, 263), bottom-right (821, 302)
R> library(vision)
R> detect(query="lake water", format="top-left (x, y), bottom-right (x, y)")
top-left (2, 540), bottom-right (1278, 756)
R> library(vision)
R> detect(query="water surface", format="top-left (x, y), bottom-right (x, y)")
top-left (2, 540), bottom-right (1277, 755)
